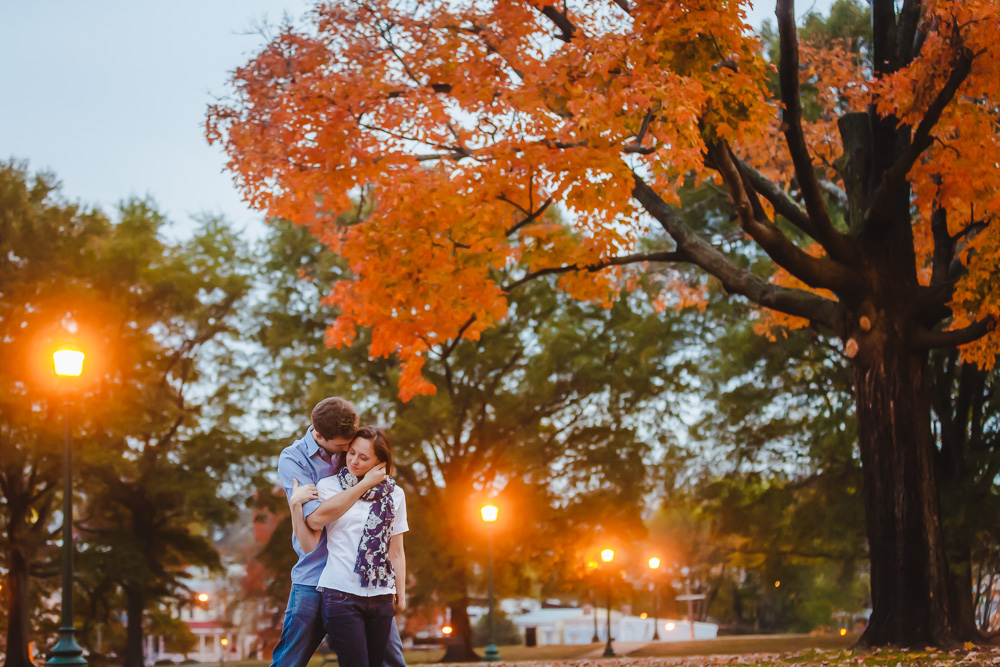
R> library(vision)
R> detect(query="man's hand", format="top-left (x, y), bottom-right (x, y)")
top-left (361, 463), bottom-right (387, 489)
top-left (394, 594), bottom-right (407, 614)
top-left (289, 478), bottom-right (318, 507)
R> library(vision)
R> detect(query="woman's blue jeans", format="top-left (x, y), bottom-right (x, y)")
top-left (270, 584), bottom-right (405, 667)
top-left (321, 588), bottom-right (396, 667)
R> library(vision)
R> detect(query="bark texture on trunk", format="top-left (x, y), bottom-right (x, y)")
top-left (5, 549), bottom-right (35, 667)
top-left (124, 586), bottom-right (145, 667)
top-left (854, 327), bottom-right (954, 647)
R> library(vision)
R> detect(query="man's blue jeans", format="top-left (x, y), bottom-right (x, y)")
top-left (270, 584), bottom-right (406, 667)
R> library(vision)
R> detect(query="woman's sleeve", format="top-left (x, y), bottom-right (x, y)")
top-left (390, 489), bottom-right (409, 536)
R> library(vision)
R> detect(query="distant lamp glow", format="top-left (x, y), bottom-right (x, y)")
top-left (220, 638), bottom-right (229, 647)
top-left (840, 628), bottom-right (847, 637)
top-left (441, 625), bottom-right (453, 636)
top-left (587, 561), bottom-right (598, 569)
top-left (600, 549), bottom-right (614, 563)
top-left (774, 580), bottom-right (781, 588)
top-left (53, 350), bottom-right (85, 377)
top-left (480, 504), bottom-right (498, 522)
top-left (666, 622), bottom-right (675, 631)
top-left (197, 593), bottom-right (209, 603)
top-left (648, 557), bottom-right (661, 570)
top-left (640, 612), bottom-right (648, 619)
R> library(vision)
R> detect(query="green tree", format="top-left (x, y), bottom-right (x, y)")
top-left (75, 205), bottom-right (261, 667)
top-left (251, 218), bottom-right (685, 659)
top-left (0, 161), bottom-right (115, 667)
top-left (0, 161), bottom-right (262, 667)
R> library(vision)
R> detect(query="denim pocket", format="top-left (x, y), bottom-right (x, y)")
top-left (321, 589), bottom-right (351, 604)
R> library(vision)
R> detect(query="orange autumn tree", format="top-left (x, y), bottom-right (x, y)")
top-left (208, 0), bottom-right (1000, 647)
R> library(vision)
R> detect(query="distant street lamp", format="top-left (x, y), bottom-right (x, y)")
top-left (480, 504), bottom-right (499, 662)
top-left (197, 593), bottom-right (210, 604)
top-left (648, 557), bottom-right (661, 641)
top-left (600, 549), bottom-right (615, 658)
top-left (47, 349), bottom-right (87, 667)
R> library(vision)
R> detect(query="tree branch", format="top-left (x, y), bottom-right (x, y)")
top-left (632, 172), bottom-right (842, 333)
top-left (897, 0), bottom-right (924, 65)
top-left (911, 318), bottom-right (996, 351)
top-left (536, 3), bottom-right (577, 42)
top-left (776, 0), bottom-right (857, 265)
top-left (865, 48), bottom-right (976, 227)
top-left (733, 157), bottom-right (819, 241)
top-left (501, 196), bottom-right (553, 236)
top-left (712, 142), bottom-right (860, 294)
top-left (501, 250), bottom-right (688, 292)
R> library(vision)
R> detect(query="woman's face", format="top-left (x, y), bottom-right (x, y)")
top-left (346, 437), bottom-right (378, 477)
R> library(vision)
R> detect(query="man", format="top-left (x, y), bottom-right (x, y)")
top-left (271, 396), bottom-right (407, 667)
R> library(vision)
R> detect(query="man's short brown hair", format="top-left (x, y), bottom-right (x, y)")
top-left (311, 397), bottom-right (359, 441)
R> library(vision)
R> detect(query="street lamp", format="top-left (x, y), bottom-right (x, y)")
top-left (47, 349), bottom-right (87, 667)
top-left (648, 557), bottom-right (661, 641)
top-left (480, 504), bottom-right (499, 662)
top-left (600, 549), bottom-right (615, 658)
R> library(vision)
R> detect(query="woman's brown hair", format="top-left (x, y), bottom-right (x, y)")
top-left (338, 426), bottom-right (393, 476)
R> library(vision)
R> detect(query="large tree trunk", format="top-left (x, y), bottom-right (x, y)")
top-left (853, 326), bottom-right (954, 647)
top-left (440, 597), bottom-right (479, 663)
top-left (5, 547), bottom-right (35, 667)
top-left (947, 548), bottom-right (984, 641)
top-left (123, 585), bottom-right (145, 667)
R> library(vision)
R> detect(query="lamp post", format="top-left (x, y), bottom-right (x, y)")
top-left (648, 557), bottom-right (661, 641)
top-left (48, 349), bottom-right (87, 667)
top-left (600, 549), bottom-right (615, 658)
top-left (480, 504), bottom-right (499, 662)
top-left (586, 561), bottom-right (599, 643)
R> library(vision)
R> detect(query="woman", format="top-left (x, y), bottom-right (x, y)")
top-left (288, 426), bottom-right (407, 667)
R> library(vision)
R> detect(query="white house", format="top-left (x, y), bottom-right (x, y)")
top-left (510, 606), bottom-right (718, 645)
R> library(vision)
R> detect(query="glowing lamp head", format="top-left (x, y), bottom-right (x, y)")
top-left (53, 350), bottom-right (85, 377)
top-left (480, 504), bottom-right (498, 522)
top-left (640, 612), bottom-right (648, 619)
top-left (600, 548), bottom-right (614, 563)
top-left (197, 593), bottom-right (209, 603)
top-left (586, 560), bottom-right (598, 569)
top-left (774, 580), bottom-right (781, 588)
top-left (220, 638), bottom-right (229, 647)
top-left (839, 628), bottom-right (847, 636)
top-left (648, 557), bottom-right (661, 570)
top-left (442, 625), bottom-right (453, 636)
top-left (666, 622), bottom-right (675, 631)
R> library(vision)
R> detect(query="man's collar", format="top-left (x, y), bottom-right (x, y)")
top-left (305, 426), bottom-right (325, 459)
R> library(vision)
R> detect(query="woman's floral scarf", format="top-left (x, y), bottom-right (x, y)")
top-left (338, 467), bottom-right (397, 588)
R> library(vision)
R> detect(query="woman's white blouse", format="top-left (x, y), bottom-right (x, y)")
top-left (315, 476), bottom-right (408, 596)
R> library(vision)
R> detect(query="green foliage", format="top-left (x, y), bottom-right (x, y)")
top-left (250, 217), bottom-right (692, 647)
top-left (0, 160), bottom-right (265, 664)
top-left (471, 610), bottom-right (523, 647)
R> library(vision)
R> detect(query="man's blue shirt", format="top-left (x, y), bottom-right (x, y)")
top-left (277, 427), bottom-right (339, 586)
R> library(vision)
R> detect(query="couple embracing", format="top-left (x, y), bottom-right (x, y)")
top-left (271, 397), bottom-right (408, 667)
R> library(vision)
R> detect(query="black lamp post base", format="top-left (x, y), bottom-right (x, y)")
top-left (482, 643), bottom-right (500, 661)
top-left (602, 642), bottom-right (616, 658)
top-left (47, 627), bottom-right (87, 666)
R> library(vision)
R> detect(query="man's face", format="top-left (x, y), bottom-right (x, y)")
top-left (313, 429), bottom-right (352, 455)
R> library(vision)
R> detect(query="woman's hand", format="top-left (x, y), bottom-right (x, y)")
top-left (394, 593), bottom-right (407, 614)
top-left (361, 463), bottom-right (387, 489)
top-left (289, 478), bottom-right (318, 507)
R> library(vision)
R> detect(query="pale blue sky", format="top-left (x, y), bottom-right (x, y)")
top-left (0, 1), bottom-right (833, 240)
